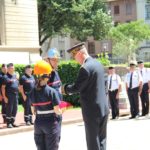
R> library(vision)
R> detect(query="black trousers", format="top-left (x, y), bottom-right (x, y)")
top-left (84, 115), bottom-right (108, 150)
top-left (22, 94), bottom-right (32, 122)
top-left (108, 89), bottom-right (119, 119)
top-left (140, 83), bottom-right (149, 115)
top-left (34, 114), bottom-right (62, 150)
top-left (6, 93), bottom-right (18, 123)
top-left (1, 99), bottom-right (6, 119)
top-left (127, 87), bottom-right (139, 117)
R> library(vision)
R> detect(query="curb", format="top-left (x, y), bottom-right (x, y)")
top-left (0, 118), bottom-right (83, 136)
top-left (0, 109), bottom-right (130, 136)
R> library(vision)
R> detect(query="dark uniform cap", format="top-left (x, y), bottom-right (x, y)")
top-left (67, 42), bottom-right (85, 54)
top-left (108, 66), bottom-right (114, 70)
top-left (7, 63), bottom-right (14, 68)
top-left (137, 60), bottom-right (144, 64)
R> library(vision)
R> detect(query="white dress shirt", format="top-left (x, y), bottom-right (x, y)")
top-left (125, 71), bottom-right (143, 89)
top-left (108, 74), bottom-right (121, 91)
top-left (138, 68), bottom-right (150, 84)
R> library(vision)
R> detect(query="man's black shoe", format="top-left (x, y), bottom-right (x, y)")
top-left (30, 121), bottom-right (34, 125)
top-left (129, 116), bottom-right (134, 119)
top-left (12, 123), bottom-right (19, 127)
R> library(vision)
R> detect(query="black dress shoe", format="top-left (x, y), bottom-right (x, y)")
top-left (129, 116), bottom-right (135, 119)
top-left (12, 123), bottom-right (19, 127)
top-left (30, 121), bottom-right (34, 125)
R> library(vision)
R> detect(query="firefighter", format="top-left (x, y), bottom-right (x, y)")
top-left (19, 65), bottom-right (35, 125)
top-left (44, 48), bottom-right (62, 100)
top-left (1, 63), bottom-right (19, 128)
top-left (32, 60), bottom-right (62, 150)
top-left (0, 64), bottom-right (7, 123)
top-left (44, 48), bottom-right (63, 141)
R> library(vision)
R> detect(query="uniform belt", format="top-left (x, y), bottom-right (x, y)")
top-left (36, 110), bottom-right (55, 115)
top-left (108, 89), bottom-right (118, 92)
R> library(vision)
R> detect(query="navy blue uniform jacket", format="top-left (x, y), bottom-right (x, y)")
top-left (65, 57), bottom-right (109, 121)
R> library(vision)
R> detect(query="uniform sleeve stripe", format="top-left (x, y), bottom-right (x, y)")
top-left (32, 101), bottom-right (51, 106)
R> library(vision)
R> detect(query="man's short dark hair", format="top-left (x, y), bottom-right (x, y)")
top-left (25, 65), bottom-right (32, 70)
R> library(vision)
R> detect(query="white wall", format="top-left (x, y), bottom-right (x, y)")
top-left (0, 51), bottom-right (41, 64)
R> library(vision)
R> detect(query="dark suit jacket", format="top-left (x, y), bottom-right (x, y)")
top-left (65, 57), bottom-right (109, 122)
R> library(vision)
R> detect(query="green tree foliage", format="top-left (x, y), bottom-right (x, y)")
top-left (38, 0), bottom-right (112, 46)
top-left (108, 20), bottom-right (150, 61)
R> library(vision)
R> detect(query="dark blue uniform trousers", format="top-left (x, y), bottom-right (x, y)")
top-left (84, 115), bottom-right (108, 150)
top-left (6, 93), bottom-right (18, 124)
top-left (140, 83), bottom-right (149, 115)
top-left (34, 114), bottom-right (62, 150)
top-left (127, 87), bottom-right (139, 117)
top-left (23, 94), bottom-right (32, 122)
top-left (108, 89), bottom-right (119, 119)
top-left (1, 99), bottom-right (6, 121)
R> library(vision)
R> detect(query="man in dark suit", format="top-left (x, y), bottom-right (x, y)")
top-left (62, 43), bottom-right (109, 150)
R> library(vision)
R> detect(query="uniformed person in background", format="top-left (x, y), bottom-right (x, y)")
top-left (1, 63), bottom-right (19, 128)
top-left (19, 65), bottom-right (35, 125)
top-left (137, 60), bottom-right (150, 117)
top-left (44, 48), bottom-right (63, 141)
top-left (31, 60), bottom-right (62, 150)
top-left (62, 43), bottom-right (109, 150)
top-left (44, 48), bottom-right (62, 101)
top-left (125, 61), bottom-right (143, 119)
top-left (108, 66), bottom-right (122, 120)
top-left (0, 64), bottom-right (7, 123)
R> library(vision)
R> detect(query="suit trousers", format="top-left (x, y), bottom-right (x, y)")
top-left (84, 115), bottom-right (108, 150)
top-left (127, 87), bottom-right (139, 117)
top-left (140, 83), bottom-right (149, 115)
top-left (108, 89), bottom-right (119, 119)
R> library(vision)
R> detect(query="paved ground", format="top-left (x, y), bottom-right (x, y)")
top-left (0, 108), bottom-right (83, 135)
top-left (1, 116), bottom-right (150, 150)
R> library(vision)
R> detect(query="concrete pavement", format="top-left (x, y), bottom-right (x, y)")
top-left (0, 109), bottom-right (83, 136)
top-left (0, 108), bottom-right (130, 136)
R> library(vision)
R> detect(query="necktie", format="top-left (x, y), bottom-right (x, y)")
top-left (129, 73), bottom-right (133, 89)
top-left (109, 76), bottom-right (112, 90)
top-left (140, 70), bottom-right (142, 76)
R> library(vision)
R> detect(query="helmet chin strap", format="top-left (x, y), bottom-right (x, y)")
top-left (36, 78), bottom-right (47, 90)
top-left (48, 58), bottom-right (55, 70)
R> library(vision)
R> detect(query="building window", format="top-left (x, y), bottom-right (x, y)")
top-left (145, 4), bottom-right (150, 19)
top-left (0, 0), bottom-right (5, 45)
top-left (0, 3), bottom-right (2, 45)
top-left (114, 5), bottom-right (120, 15)
top-left (88, 42), bottom-right (95, 54)
top-left (126, 3), bottom-right (132, 15)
